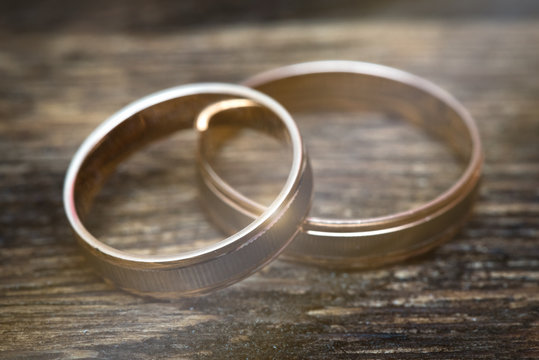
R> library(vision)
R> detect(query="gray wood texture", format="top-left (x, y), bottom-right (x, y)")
top-left (1, 1), bottom-right (538, 358)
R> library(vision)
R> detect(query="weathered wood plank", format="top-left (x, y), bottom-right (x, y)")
top-left (1, 2), bottom-right (538, 359)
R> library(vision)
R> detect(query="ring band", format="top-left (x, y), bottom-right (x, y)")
top-left (63, 83), bottom-right (313, 297)
top-left (197, 61), bottom-right (483, 268)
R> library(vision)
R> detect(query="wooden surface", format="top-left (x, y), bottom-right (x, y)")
top-left (1, 1), bottom-right (538, 358)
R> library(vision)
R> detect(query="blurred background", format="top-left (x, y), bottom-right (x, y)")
top-left (2, 0), bottom-right (539, 31)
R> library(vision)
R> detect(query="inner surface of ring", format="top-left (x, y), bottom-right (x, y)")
top-left (76, 95), bottom-right (292, 255)
top-left (201, 73), bottom-right (471, 220)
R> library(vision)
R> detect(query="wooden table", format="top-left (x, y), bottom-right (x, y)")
top-left (1, 1), bottom-right (538, 358)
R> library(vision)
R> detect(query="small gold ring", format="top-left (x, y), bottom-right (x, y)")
top-left (63, 83), bottom-right (313, 297)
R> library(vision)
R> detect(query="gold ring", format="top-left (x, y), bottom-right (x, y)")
top-left (64, 83), bottom-right (313, 297)
top-left (197, 61), bottom-right (483, 268)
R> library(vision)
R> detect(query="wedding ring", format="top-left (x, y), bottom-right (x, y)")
top-left (63, 83), bottom-right (312, 297)
top-left (198, 61), bottom-right (483, 268)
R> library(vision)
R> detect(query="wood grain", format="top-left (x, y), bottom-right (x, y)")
top-left (1, 1), bottom-right (538, 359)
